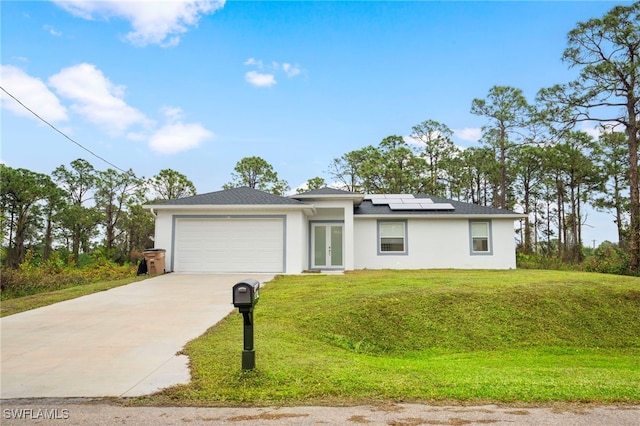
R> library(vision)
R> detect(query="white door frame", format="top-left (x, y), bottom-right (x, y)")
top-left (310, 222), bottom-right (344, 269)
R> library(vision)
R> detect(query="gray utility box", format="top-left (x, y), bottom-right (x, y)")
top-left (233, 279), bottom-right (260, 308)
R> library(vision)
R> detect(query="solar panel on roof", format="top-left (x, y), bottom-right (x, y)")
top-left (370, 199), bottom-right (389, 205)
top-left (399, 198), bottom-right (431, 204)
top-left (384, 194), bottom-right (412, 199)
top-left (388, 203), bottom-right (455, 211)
top-left (364, 194), bottom-right (455, 211)
top-left (364, 194), bottom-right (415, 200)
top-left (388, 204), bottom-right (416, 210)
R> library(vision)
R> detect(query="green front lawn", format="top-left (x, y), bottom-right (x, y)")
top-left (144, 269), bottom-right (640, 405)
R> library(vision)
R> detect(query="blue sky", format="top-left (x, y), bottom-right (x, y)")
top-left (1, 1), bottom-right (630, 245)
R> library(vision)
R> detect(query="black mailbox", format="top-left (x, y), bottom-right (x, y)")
top-left (233, 279), bottom-right (260, 308)
top-left (232, 278), bottom-right (261, 371)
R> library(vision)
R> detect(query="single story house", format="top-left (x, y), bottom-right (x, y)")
top-left (144, 187), bottom-right (524, 274)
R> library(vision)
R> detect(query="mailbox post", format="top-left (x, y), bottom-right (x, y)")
top-left (232, 279), bottom-right (260, 370)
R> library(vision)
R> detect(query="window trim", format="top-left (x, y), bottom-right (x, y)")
top-left (469, 220), bottom-right (493, 255)
top-left (377, 220), bottom-right (408, 255)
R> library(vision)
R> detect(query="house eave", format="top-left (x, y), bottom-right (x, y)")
top-left (143, 204), bottom-right (316, 214)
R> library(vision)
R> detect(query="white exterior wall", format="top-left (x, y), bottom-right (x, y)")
top-left (152, 201), bottom-right (520, 273)
top-left (152, 208), bottom-right (307, 274)
top-left (287, 210), bottom-right (307, 274)
top-left (353, 217), bottom-right (517, 270)
top-left (153, 210), bottom-right (173, 260)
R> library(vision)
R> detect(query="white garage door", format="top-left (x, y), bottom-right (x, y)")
top-left (174, 217), bottom-right (284, 273)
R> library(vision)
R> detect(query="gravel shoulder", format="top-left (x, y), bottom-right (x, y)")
top-left (1, 399), bottom-right (638, 425)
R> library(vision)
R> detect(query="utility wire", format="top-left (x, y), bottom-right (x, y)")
top-left (1, 85), bottom-right (128, 173)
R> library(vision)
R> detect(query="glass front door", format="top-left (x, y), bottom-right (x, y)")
top-left (311, 223), bottom-right (343, 269)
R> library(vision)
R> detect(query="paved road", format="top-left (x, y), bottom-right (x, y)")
top-left (0, 274), bottom-right (274, 399)
top-left (1, 400), bottom-right (638, 425)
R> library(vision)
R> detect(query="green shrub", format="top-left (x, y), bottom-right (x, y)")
top-left (517, 248), bottom-right (637, 277)
top-left (0, 255), bottom-right (136, 300)
top-left (583, 243), bottom-right (633, 276)
top-left (516, 253), bottom-right (576, 271)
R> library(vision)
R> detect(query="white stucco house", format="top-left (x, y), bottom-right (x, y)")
top-left (144, 187), bottom-right (524, 274)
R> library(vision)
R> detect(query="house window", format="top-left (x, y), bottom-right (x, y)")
top-left (470, 221), bottom-right (492, 255)
top-left (378, 220), bottom-right (407, 254)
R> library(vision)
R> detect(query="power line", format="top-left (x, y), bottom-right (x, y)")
top-left (1, 85), bottom-right (128, 173)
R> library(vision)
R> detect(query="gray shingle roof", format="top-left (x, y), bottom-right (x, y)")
top-left (149, 187), bottom-right (521, 217)
top-left (354, 194), bottom-right (521, 216)
top-left (152, 186), bottom-right (307, 206)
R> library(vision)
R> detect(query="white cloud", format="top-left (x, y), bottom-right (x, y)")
top-left (244, 58), bottom-right (302, 87)
top-left (43, 24), bottom-right (62, 37)
top-left (282, 63), bottom-right (301, 78)
top-left (48, 63), bottom-right (151, 134)
top-left (454, 127), bottom-right (482, 142)
top-left (244, 57), bottom-right (263, 68)
top-left (0, 65), bottom-right (68, 122)
top-left (148, 122), bottom-right (213, 154)
top-left (581, 125), bottom-right (602, 140)
top-left (161, 105), bottom-right (185, 122)
top-left (52, 0), bottom-right (225, 47)
top-left (403, 135), bottom-right (421, 147)
top-left (269, 61), bottom-right (301, 77)
top-left (3, 63), bottom-right (213, 156)
top-left (245, 71), bottom-right (276, 88)
top-left (579, 122), bottom-right (623, 140)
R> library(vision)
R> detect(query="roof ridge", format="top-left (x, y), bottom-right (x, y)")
top-left (294, 187), bottom-right (361, 196)
top-left (153, 186), bottom-right (306, 206)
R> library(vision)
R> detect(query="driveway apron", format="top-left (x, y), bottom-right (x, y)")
top-left (0, 273), bottom-right (274, 399)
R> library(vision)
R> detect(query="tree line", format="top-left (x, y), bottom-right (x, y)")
top-left (1, 2), bottom-right (638, 274)
top-left (225, 2), bottom-right (640, 273)
top-left (0, 161), bottom-right (197, 269)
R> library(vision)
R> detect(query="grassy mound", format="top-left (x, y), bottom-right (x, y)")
top-left (310, 281), bottom-right (640, 354)
top-left (149, 270), bottom-right (640, 405)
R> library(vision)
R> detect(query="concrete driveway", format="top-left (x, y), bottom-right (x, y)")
top-left (0, 273), bottom-right (274, 399)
